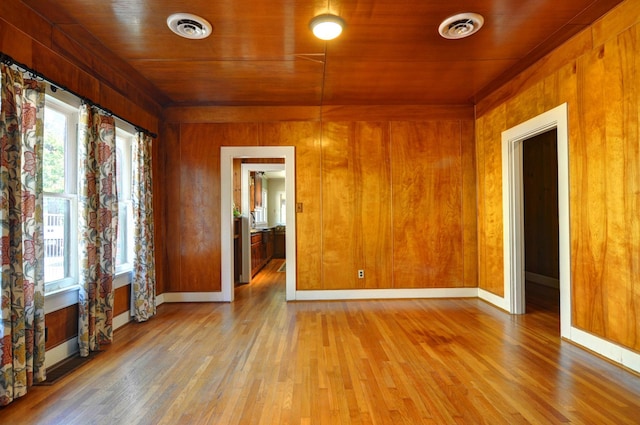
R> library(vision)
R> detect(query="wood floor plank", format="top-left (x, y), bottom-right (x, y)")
top-left (2, 263), bottom-right (640, 424)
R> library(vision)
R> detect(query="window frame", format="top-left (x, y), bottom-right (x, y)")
top-left (115, 123), bottom-right (135, 275)
top-left (43, 88), bottom-right (80, 294)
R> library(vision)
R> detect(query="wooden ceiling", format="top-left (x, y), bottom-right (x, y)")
top-left (21, 0), bottom-right (623, 107)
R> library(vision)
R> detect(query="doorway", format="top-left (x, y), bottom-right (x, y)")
top-left (501, 103), bottom-right (571, 339)
top-left (522, 130), bottom-right (560, 317)
top-left (240, 162), bottom-right (286, 284)
top-left (220, 146), bottom-right (296, 302)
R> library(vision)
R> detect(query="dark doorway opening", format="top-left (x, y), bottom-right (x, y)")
top-left (523, 129), bottom-right (560, 321)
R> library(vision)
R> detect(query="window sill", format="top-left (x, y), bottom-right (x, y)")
top-left (44, 269), bottom-right (133, 314)
top-left (45, 285), bottom-right (80, 314)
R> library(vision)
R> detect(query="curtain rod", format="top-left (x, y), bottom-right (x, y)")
top-left (0, 52), bottom-right (157, 139)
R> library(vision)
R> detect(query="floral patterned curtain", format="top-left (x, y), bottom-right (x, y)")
top-left (77, 104), bottom-right (117, 357)
top-left (132, 132), bottom-right (156, 322)
top-left (0, 65), bottom-right (46, 405)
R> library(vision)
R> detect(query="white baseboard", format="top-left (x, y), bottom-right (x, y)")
top-left (525, 271), bottom-right (560, 289)
top-left (156, 293), bottom-right (165, 306)
top-left (294, 287), bottom-right (478, 301)
top-left (478, 288), bottom-right (510, 312)
top-left (570, 327), bottom-right (640, 374)
top-left (160, 292), bottom-right (227, 303)
top-left (45, 338), bottom-right (78, 369)
top-left (113, 311), bottom-right (131, 330)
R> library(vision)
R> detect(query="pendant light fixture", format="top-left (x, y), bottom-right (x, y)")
top-left (309, 14), bottom-right (345, 40)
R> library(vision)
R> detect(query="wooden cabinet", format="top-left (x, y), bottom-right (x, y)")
top-left (263, 228), bottom-right (273, 260)
top-left (250, 228), bottom-right (275, 277)
top-left (274, 228), bottom-right (286, 258)
top-left (251, 232), bottom-right (263, 277)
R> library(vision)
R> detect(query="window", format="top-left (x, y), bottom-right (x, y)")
top-left (115, 126), bottom-right (134, 273)
top-left (279, 194), bottom-right (286, 224)
top-left (43, 91), bottom-right (78, 293)
top-left (42, 88), bottom-right (135, 293)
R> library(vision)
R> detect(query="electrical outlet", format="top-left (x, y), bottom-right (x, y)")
top-left (358, 270), bottom-right (365, 279)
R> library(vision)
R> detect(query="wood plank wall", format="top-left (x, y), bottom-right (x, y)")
top-left (475, 0), bottom-right (640, 351)
top-left (0, 2), bottom-right (162, 345)
top-left (161, 105), bottom-right (477, 292)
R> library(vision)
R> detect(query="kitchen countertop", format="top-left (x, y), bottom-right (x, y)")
top-left (250, 226), bottom-right (285, 234)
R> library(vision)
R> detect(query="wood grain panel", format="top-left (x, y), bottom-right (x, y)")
top-left (51, 24), bottom-right (168, 108)
top-left (475, 117), bottom-right (488, 294)
top-left (233, 158), bottom-right (242, 213)
top-left (161, 122), bottom-right (180, 295)
top-left (98, 83), bottom-right (159, 135)
top-left (30, 43), bottom-right (101, 103)
top-left (168, 112), bottom-right (474, 292)
top-left (135, 59), bottom-right (324, 105)
top-left (153, 124), bottom-right (167, 295)
top-left (260, 122), bottom-right (322, 290)
top-left (475, 108), bottom-right (506, 296)
top-left (600, 25), bottom-right (640, 346)
top-left (357, 122), bottom-right (393, 289)
top-left (323, 59), bottom-right (518, 105)
top-left (0, 1), bottom-right (164, 119)
top-left (572, 46), bottom-right (608, 336)
top-left (320, 122), bottom-right (360, 289)
top-left (114, 285), bottom-right (131, 317)
top-left (591, 0), bottom-right (640, 46)
top-left (571, 24), bottom-right (640, 346)
top-left (321, 122), bottom-right (392, 289)
top-left (320, 105), bottom-right (475, 122)
top-left (171, 123), bottom-right (260, 293)
top-left (391, 121), bottom-right (464, 288)
top-left (45, 305), bottom-right (78, 350)
top-left (18, 0), bottom-right (622, 106)
top-left (0, 1), bottom-right (53, 52)
top-left (0, 17), bottom-right (35, 66)
top-left (475, 29), bottom-right (593, 115)
top-left (180, 123), bottom-right (214, 295)
top-left (177, 125), bottom-right (225, 292)
top-left (476, 0), bottom-right (640, 351)
top-left (461, 120), bottom-right (478, 288)
top-left (164, 106), bottom-right (321, 124)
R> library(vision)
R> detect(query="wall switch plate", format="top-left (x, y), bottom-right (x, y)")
top-left (296, 202), bottom-right (303, 213)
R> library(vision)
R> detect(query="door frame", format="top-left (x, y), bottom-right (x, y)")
top-left (501, 103), bottom-right (571, 339)
top-left (220, 146), bottom-right (296, 302)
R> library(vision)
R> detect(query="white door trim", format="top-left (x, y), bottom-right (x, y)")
top-left (221, 146), bottom-right (297, 302)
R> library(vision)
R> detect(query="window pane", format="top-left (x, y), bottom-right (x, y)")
top-left (43, 107), bottom-right (67, 193)
top-left (115, 130), bottom-right (133, 272)
top-left (116, 203), bottom-right (128, 267)
top-left (44, 197), bottom-right (70, 282)
top-left (116, 142), bottom-right (124, 201)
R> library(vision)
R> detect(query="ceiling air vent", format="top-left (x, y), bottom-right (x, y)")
top-left (438, 13), bottom-right (484, 39)
top-left (167, 13), bottom-right (212, 39)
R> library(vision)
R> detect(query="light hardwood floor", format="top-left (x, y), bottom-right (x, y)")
top-left (2, 260), bottom-right (640, 424)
